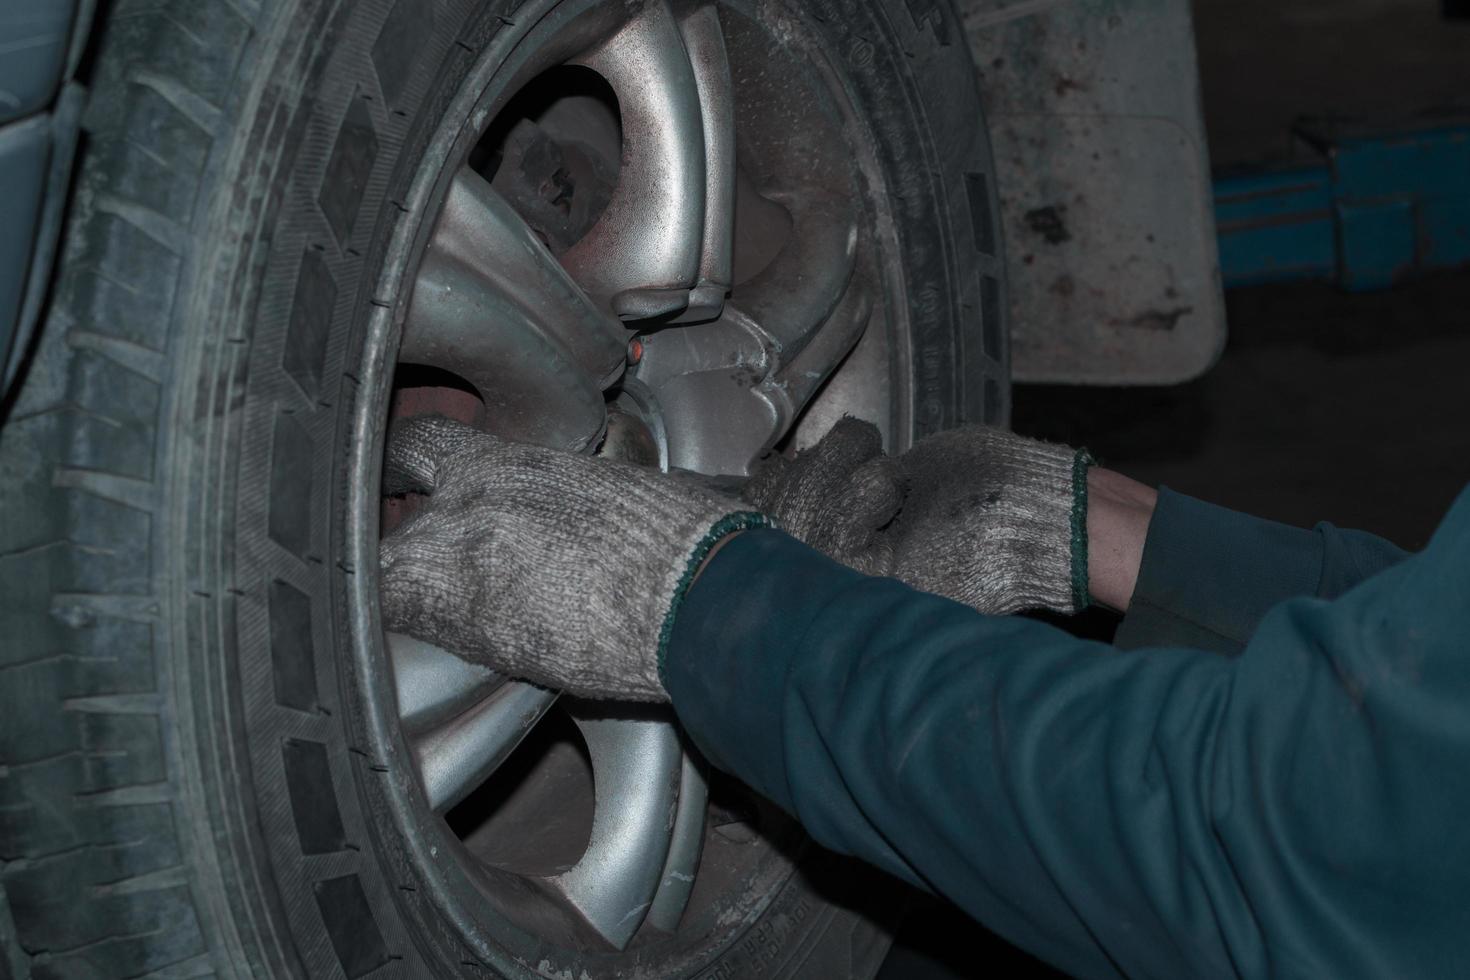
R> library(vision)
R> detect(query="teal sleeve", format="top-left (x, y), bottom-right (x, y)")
top-left (1116, 488), bottom-right (1410, 654)
top-left (664, 485), bottom-right (1470, 980)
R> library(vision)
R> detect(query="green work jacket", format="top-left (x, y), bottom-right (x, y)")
top-left (664, 485), bottom-right (1469, 979)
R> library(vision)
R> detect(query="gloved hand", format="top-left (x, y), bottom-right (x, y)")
top-left (741, 417), bottom-right (905, 576)
top-left (746, 419), bottom-right (1091, 616)
top-left (377, 416), bottom-right (767, 701)
top-left (888, 426), bottom-right (1092, 615)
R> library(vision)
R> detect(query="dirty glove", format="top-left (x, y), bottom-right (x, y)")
top-left (744, 420), bottom-right (1091, 615)
top-left (741, 417), bottom-right (905, 575)
top-left (890, 426), bottom-right (1093, 615)
top-left (377, 416), bottom-right (767, 701)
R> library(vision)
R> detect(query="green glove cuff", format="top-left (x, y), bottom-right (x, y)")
top-left (656, 511), bottom-right (773, 687)
top-left (1070, 449), bottom-right (1096, 610)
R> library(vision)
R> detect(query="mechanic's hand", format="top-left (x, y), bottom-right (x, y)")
top-left (377, 416), bottom-right (767, 701)
top-left (889, 426), bottom-right (1092, 615)
top-left (741, 417), bottom-right (905, 576)
top-left (742, 419), bottom-right (1091, 615)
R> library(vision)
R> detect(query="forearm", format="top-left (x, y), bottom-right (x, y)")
top-left (1115, 487), bottom-right (1411, 653)
top-left (669, 531), bottom-right (1218, 978)
top-left (665, 501), bottom-right (1470, 979)
top-left (1082, 467), bottom-right (1413, 647)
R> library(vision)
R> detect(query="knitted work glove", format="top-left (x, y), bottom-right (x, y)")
top-left (741, 417), bottom-right (905, 576)
top-left (889, 426), bottom-right (1093, 615)
top-left (377, 416), bottom-right (767, 701)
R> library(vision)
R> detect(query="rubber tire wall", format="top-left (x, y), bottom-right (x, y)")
top-left (0, 0), bottom-right (1007, 977)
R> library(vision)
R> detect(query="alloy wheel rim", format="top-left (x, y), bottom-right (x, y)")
top-left (347, 0), bottom-right (907, 967)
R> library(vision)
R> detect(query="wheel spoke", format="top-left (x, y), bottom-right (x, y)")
top-left (630, 198), bottom-right (869, 473)
top-left (769, 274), bottom-right (875, 425)
top-left (732, 191), bottom-right (859, 361)
top-left (670, 5), bottom-right (736, 323)
top-left (387, 631), bottom-right (502, 735)
top-left (412, 680), bottom-right (558, 813)
top-left (645, 752), bottom-right (708, 933)
top-left (630, 311), bottom-right (782, 474)
top-left (549, 713), bottom-right (685, 949)
top-left (383, 2), bottom-right (891, 947)
top-left (402, 167), bottom-right (625, 452)
top-left (565, 2), bottom-right (735, 321)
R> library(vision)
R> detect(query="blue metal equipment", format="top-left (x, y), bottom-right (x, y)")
top-left (1215, 119), bottom-right (1470, 291)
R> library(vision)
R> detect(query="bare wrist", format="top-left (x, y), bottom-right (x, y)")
top-left (1085, 469), bottom-right (1157, 612)
top-left (691, 530), bottom-right (742, 585)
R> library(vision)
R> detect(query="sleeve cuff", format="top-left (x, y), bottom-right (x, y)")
top-left (661, 528), bottom-right (868, 809)
top-left (1115, 487), bottom-right (1325, 654)
top-left (1070, 449), bottom-right (1095, 609)
top-left (654, 511), bottom-right (772, 690)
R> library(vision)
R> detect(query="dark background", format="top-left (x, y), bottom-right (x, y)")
top-left (1018, 0), bottom-right (1470, 550)
top-left (881, 2), bottom-right (1470, 975)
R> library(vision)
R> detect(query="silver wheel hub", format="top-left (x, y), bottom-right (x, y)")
top-left (375, 0), bottom-right (897, 957)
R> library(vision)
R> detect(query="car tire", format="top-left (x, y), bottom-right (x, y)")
top-left (0, 1), bottom-right (1008, 977)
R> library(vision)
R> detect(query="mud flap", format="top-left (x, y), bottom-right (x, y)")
top-left (959, 0), bottom-right (1226, 385)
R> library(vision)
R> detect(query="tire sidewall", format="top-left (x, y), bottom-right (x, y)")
top-left (7, 0), bottom-right (1008, 975)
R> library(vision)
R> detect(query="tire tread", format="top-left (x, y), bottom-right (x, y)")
top-left (0, 2), bottom-right (261, 977)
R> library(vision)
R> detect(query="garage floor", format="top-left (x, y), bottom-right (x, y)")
top-left (878, 1), bottom-right (1470, 975)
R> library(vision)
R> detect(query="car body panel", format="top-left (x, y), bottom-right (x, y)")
top-left (0, 1), bottom-right (79, 125)
top-left (0, 116), bottom-right (50, 360)
top-left (0, 0), bottom-right (88, 393)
